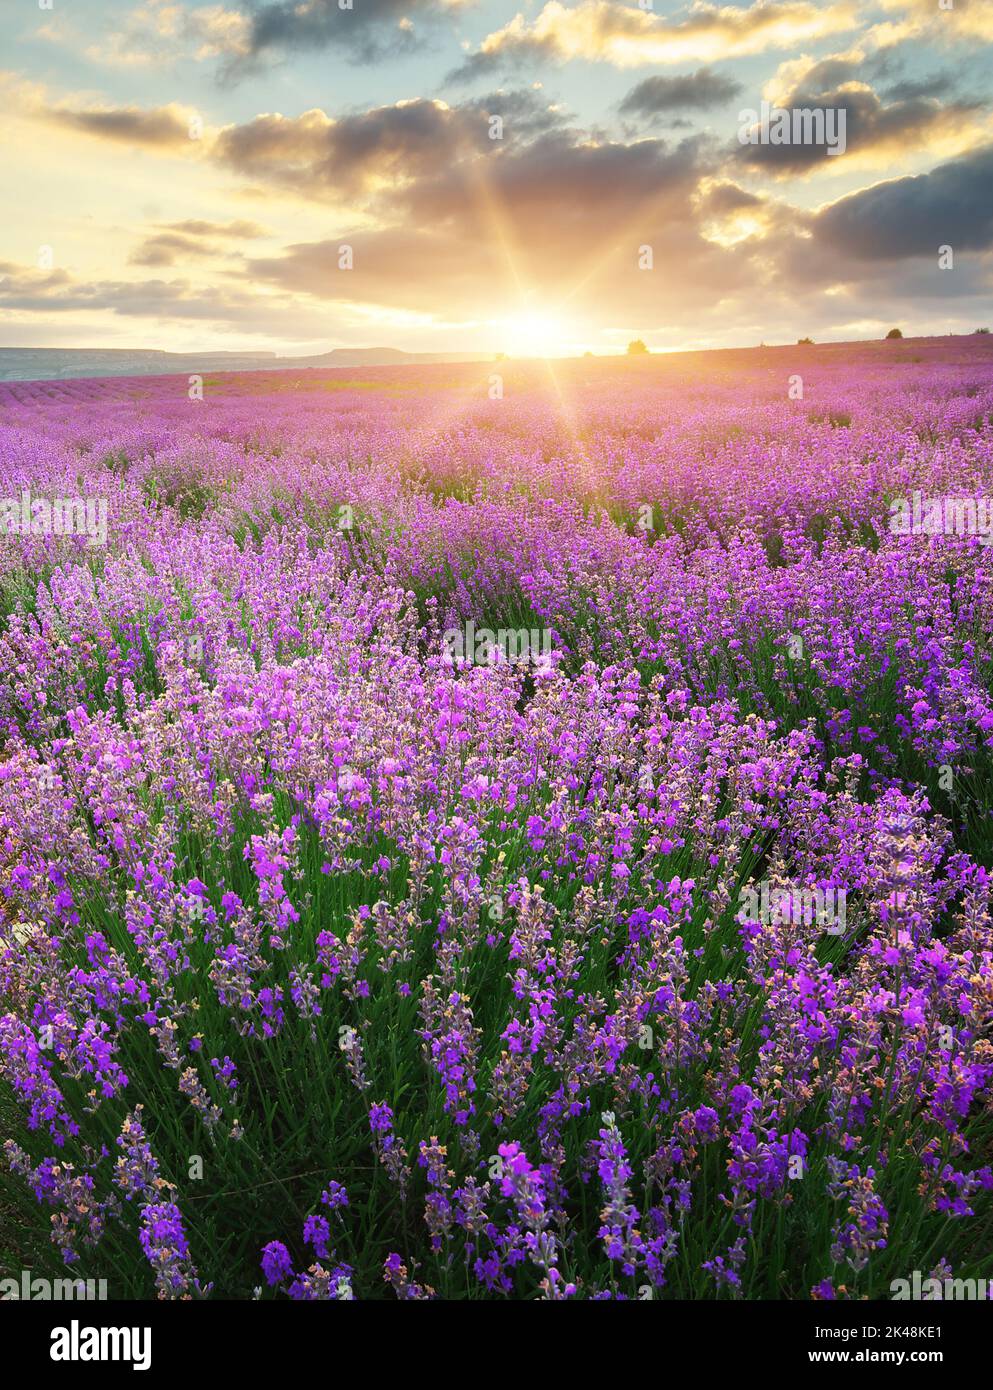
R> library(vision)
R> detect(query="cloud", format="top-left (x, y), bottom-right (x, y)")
top-left (761, 48), bottom-right (876, 104)
top-left (0, 263), bottom-right (74, 305)
top-left (214, 100), bottom-right (469, 196)
top-left (619, 69), bottom-right (744, 120)
top-left (881, 72), bottom-right (958, 103)
top-left (388, 129), bottom-right (712, 235)
top-left (129, 234), bottom-right (216, 267)
top-left (128, 219), bottom-right (269, 266)
top-left (157, 219), bottom-right (269, 238)
top-left (813, 142), bottom-right (993, 259)
top-left (736, 81), bottom-right (985, 173)
top-left (239, 129), bottom-right (746, 323)
top-left (0, 72), bottom-right (203, 151)
top-left (699, 180), bottom-right (766, 216)
top-left (245, 229), bottom-right (504, 315)
top-left (39, 1), bottom-right (252, 70)
top-left (44, 101), bottom-right (200, 149)
top-left (213, 95), bottom-right (714, 231)
top-left (0, 259), bottom-right (307, 330)
top-left (450, 0), bottom-right (860, 81)
top-left (212, 95), bottom-right (564, 200)
top-left (875, 0), bottom-right (993, 46)
top-left (457, 88), bottom-right (571, 138)
top-left (242, 0), bottom-right (461, 65)
top-left (9, 80), bottom-right (567, 209)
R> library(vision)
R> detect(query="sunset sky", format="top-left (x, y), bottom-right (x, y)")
top-left (2, 0), bottom-right (993, 356)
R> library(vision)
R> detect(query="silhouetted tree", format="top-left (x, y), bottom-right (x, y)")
top-left (627, 339), bottom-right (649, 356)
top-left (885, 328), bottom-right (903, 340)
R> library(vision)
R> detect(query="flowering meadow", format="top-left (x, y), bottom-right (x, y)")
top-left (3, 337), bottom-right (993, 1302)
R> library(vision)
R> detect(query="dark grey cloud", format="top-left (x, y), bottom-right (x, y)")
top-left (813, 143), bottom-right (993, 260)
top-left (390, 131), bottom-right (713, 231)
top-left (446, 42), bottom-right (555, 88)
top-left (244, 0), bottom-right (435, 64)
top-left (619, 69), bottom-right (743, 120)
top-left (882, 73), bottom-right (957, 103)
top-left (457, 88), bottom-right (571, 139)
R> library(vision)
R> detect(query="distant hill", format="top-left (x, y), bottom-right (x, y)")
top-left (0, 345), bottom-right (490, 382)
top-left (305, 348), bottom-right (486, 367)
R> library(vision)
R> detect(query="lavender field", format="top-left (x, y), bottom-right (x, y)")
top-left (3, 337), bottom-right (993, 1301)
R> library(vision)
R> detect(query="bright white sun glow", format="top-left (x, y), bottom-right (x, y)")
top-left (498, 311), bottom-right (576, 358)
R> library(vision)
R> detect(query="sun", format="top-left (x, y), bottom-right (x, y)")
top-left (498, 310), bottom-right (575, 359)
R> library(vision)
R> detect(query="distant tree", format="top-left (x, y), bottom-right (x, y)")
top-left (976, 327), bottom-right (991, 335)
top-left (797, 337), bottom-right (814, 345)
top-left (584, 350), bottom-right (595, 357)
top-left (885, 328), bottom-right (903, 339)
top-left (627, 339), bottom-right (649, 356)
